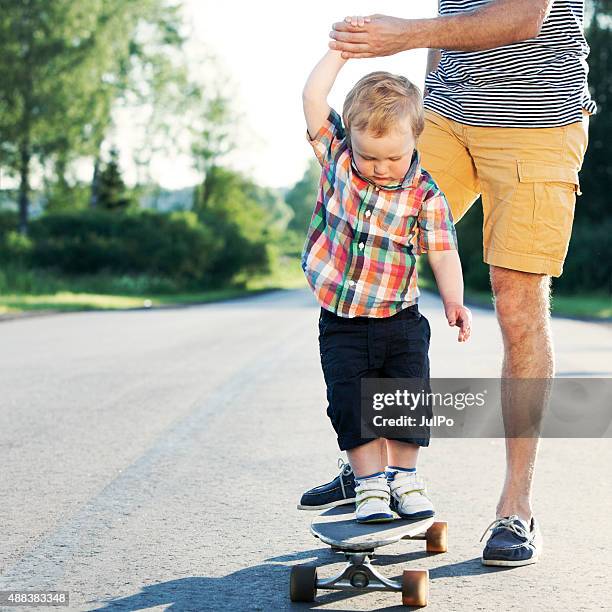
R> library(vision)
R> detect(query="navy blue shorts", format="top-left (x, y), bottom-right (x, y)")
top-left (318, 304), bottom-right (431, 451)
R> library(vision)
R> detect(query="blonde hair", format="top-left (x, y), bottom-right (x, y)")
top-left (342, 71), bottom-right (425, 144)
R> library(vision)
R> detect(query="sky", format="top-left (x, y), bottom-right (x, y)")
top-left (110, 0), bottom-right (437, 191)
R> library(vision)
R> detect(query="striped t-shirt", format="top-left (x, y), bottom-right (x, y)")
top-left (424, 0), bottom-right (597, 128)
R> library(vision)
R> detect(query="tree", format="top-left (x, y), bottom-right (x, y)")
top-left (87, 0), bottom-right (188, 207)
top-left (553, 0), bottom-right (612, 294)
top-left (0, 0), bottom-right (186, 233)
top-left (190, 91), bottom-right (238, 210)
top-left (577, 0), bottom-right (611, 222)
top-left (191, 93), bottom-right (235, 180)
top-left (285, 159), bottom-right (320, 234)
top-left (193, 166), bottom-right (273, 284)
top-left (0, 0), bottom-right (80, 234)
top-left (97, 148), bottom-right (131, 211)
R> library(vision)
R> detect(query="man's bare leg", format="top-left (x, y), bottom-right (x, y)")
top-left (490, 265), bottom-right (554, 522)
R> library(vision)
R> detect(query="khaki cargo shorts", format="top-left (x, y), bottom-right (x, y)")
top-left (418, 109), bottom-right (590, 277)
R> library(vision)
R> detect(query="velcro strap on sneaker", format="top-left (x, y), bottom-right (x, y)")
top-left (355, 481), bottom-right (390, 504)
top-left (390, 482), bottom-right (425, 497)
top-left (356, 490), bottom-right (390, 505)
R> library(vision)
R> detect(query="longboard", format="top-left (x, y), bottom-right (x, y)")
top-left (290, 505), bottom-right (448, 607)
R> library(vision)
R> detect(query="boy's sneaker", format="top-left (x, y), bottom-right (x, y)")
top-left (355, 475), bottom-right (394, 523)
top-left (297, 459), bottom-right (356, 510)
top-left (481, 515), bottom-right (543, 566)
top-left (388, 471), bottom-right (435, 520)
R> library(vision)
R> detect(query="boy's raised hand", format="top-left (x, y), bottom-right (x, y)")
top-left (444, 303), bottom-right (472, 342)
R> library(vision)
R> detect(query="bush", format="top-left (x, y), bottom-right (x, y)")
top-left (0, 263), bottom-right (62, 294)
top-left (554, 217), bottom-right (612, 294)
top-left (25, 209), bottom-right (222, 288)
top-left (194, 166), bottom-right (273, 284)
top-left (0, 210), bottom-right (18, 237)
top-left (0, 211), bottom-right (32, 266)
top-left (0, 262), bottom-right (186, 296)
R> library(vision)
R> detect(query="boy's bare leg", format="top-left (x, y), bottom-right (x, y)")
top-left (346, 439), bottom-right (417, 477)
top-left (346, 438), bottom-right (387, 477)
top-left (385, 439), bottom-right (420, 468)
top-left (490, 266), bottom-right (554, 522)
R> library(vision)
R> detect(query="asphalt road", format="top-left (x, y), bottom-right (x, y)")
top-left (0, 288), bottom-right (610, 611)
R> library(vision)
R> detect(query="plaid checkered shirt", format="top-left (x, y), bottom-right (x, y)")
top-left (301, 108), bottom-right (458, 318)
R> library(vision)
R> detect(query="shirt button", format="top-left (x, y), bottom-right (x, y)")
top-left (365, 210), bottom-right (371, 218)
top-left (358, 242), bottom-right (365, 250)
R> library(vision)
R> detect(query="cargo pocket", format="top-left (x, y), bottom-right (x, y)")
top-left (509, 160), bottom-right (580, 260)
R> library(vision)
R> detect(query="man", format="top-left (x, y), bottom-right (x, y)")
top-left (298, 0), bottom-right (594, 566)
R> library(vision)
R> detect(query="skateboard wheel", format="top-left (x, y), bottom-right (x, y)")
top-left (425, 521), bottom-right (448, 553)
top-left (402, 569), bottom-right (429, 607)
top-left (290, 565), bottom-right (317, 602)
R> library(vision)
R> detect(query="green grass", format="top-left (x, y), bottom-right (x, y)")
top-left (0, 255), bottom-right (608, 320)
top-left (0, 255), bottom-right (308, 316)
top-left (0, 288), bottom-right (280, 314)
top-left (244, 255), bottom-right (307, 291)
top-left (418, 278), bottom-right (611, 320)
top-left (549, 293), bottom-right (612, 319)
top-left (460, 288), bottom-right (611, 319)
top-left (0, 292), bottom-right (147, 313)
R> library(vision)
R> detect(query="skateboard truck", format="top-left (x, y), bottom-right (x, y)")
top-left (317, 550), bottom-right (414, 592)
top-left (291, 547), bottom-right (433, 607)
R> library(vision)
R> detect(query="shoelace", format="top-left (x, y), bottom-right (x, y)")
top-left (479, 515), bottom-right (530, 542)
top-left (336, 457), bottom-right (353, 499)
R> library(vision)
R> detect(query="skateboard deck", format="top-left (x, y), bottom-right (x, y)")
top-left (311, 505), bottom-right (434, 551)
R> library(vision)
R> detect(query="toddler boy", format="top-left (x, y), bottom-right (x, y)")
top-left (301, 35), bottom-right (471, 522)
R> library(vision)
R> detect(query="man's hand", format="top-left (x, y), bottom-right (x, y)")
top-left (329, 0), bottom-right (553, 56)
top-left (329, 14), bottom-right (410, 59)
top-left (444, 303), bottom-right (472, 343)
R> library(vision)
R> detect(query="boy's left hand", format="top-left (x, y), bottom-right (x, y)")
top-left (444, 303), bottom-right (472, 342)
